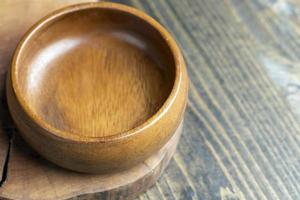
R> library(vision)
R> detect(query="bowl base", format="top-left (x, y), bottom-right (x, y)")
top-left (0, 121), bottom-right (183, 200)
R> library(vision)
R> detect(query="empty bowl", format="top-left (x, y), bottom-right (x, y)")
top-left (6, 2), bottom-right (188, 173)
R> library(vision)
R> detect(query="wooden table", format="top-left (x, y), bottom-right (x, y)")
top-left (1, 0), bottom-right (300, 199)
top-left (127, 0), bottom-right (300, 199)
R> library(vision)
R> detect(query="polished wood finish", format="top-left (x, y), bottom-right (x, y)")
top-left (14, 10), bottom-right (174, 138)
top-left (0, 0), bottom-right (98, 183)
top-left (0, 1), bottom-right (186, 199)
top-left (0, 121), bottom-right (182, 200)
top-left (0, 0), bottom-right (91, 91)
top-left (7, 3), bottom-right (188, 173)
top-left (3, 0), bottom-right (299, 199)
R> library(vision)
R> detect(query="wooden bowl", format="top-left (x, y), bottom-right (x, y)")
top-left (6, 2), bottom-right (188, 173)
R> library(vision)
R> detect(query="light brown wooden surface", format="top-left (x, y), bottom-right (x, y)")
top-left (7, 2), bottom-right (188, 173)
top-left (0, 1), bottom-right (187, 199)
top-left (0, 121), bottom-right (182, 200)
top-left (3, 0), bottom-right (300, 199)
top-left (0, 0), bottom-right (93, 82)
top-left (0, 0), bottom-right (96, 191)
top-left (12, 3), bottom-right (175, 138)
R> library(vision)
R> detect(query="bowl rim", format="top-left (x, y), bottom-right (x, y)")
top-left (11, 2), bottom-right (184, 143)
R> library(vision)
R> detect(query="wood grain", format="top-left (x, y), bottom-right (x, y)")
top-left (0, 0), bottom-right (95, 191)
top-left (121, 0), bottom-right (300, 199)
top-left (0, 121), bottom-right (182, 200)
top-left (2, 0), bottom-right (300, 199)
top-left (13, 6), bottom-right (174, 138)
top-left (7, 2), bottom-right (188, 173)
top-left (0, 0), bottom-right (93, 85)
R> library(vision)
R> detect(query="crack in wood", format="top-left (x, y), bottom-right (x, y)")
top-left (0, 91), bottom-right (16, 187)
top-left (0, 129), bottom-right (13, 187)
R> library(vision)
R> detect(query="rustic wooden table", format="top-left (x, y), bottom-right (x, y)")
top-left (1, 0), bottom-right (300, 199)
top-left (121, 0), bottom-right (300, 199)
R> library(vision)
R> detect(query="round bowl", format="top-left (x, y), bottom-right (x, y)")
top-left (6, 2), bottom-right (188, 173)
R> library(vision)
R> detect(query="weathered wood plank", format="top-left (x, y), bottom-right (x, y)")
top-left (1, 0), bottom-right (300, 199)
top-left (123, 0), bottom-right (300, 199)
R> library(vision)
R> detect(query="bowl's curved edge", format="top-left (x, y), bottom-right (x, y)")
top-left (0, 121), bottom-right (183, 200)
top-left (10, 2), bottom-right (186, 143)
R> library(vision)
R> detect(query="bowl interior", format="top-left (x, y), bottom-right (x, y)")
top-left (14, 6), bottom-right (176, 138)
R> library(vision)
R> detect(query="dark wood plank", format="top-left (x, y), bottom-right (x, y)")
top-left (116, 0), bottom-right (300, 199)
top-left (1, 0), bottom-right (300, 199)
